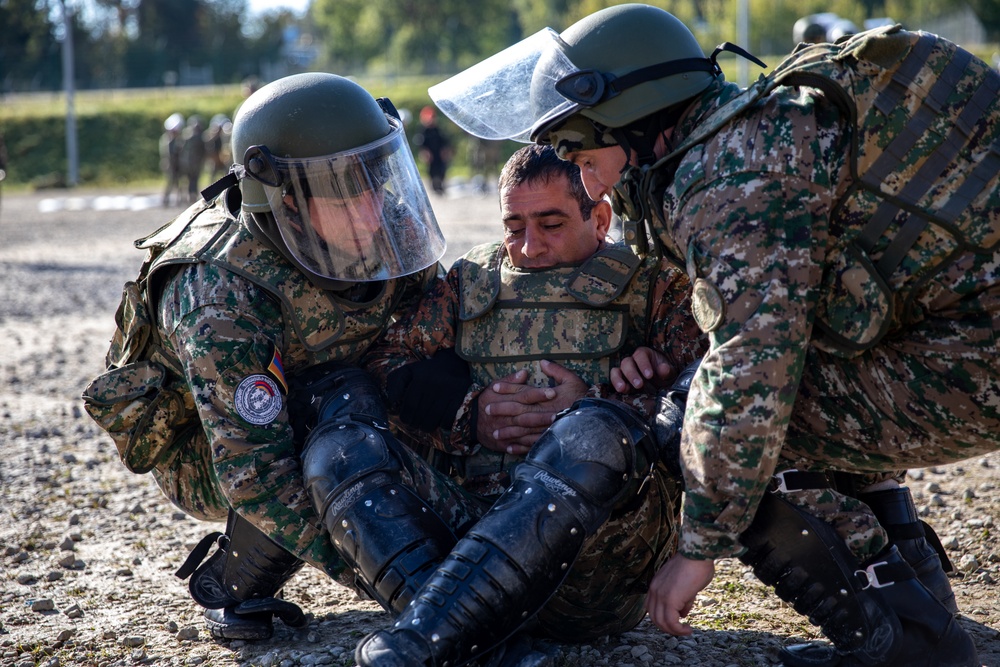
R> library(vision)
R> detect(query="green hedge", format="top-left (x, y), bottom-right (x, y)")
top-left (0, 79), bottom-right (516, 190)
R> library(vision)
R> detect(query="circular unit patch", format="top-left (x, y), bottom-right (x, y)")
top-left (234, 374), bottom-right (283, 425)
top-left (691, 278), bottom-right (726, 333)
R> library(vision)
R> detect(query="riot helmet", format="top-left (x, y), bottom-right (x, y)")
top-left (430, 4), bottom-right (722, 149)
top-left (230, 72), bottom-right (445, 288)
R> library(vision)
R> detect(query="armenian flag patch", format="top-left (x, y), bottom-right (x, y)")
top-left (267, 346), bottom-right (289, 394)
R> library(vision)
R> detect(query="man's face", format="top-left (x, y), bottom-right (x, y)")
top-left (500, 174), bottom-right (611, 269)
top-left (283, 190), bottom-right (385, 255)
top-left (565, 146), bottom-right (631, 202)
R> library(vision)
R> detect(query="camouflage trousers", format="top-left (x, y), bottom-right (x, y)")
top-left (778, 300), bottom-right (1000, 559)
top-left (393, 441), bottom-right (682, 642)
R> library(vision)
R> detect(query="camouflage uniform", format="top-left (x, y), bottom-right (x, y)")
top-left (364, 239), bottom-right (705, 638)
top-left (651, 78), bottom-right (1000, 562)
top-left (102, 195), bottom-right (433, 576)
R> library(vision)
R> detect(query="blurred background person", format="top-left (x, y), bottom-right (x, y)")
top-left (413, 105), bottom-right (451, 195)
top-left (181, 115), bottom-right (207, 204)
top-left (160, 112), bottom-right (185, 207)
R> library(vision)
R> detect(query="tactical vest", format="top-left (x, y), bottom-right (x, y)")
top-left (451, 242), bottom-right (659, 494)
top-left (457, 241), bottom-right (658, 388)
top-left (83, 195), bottom-right (403, 474)
top-left (639, 25), bottom-right (1000, 356)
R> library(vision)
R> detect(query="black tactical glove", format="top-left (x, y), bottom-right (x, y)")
top-left (385, 348), bottom-right (473, 432)
top-left (652, 358), bottom-right (702, 484)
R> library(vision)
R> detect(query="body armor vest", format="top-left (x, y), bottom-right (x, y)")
top-left (450, 241), bottom-right (659, 494)
top-left (457, 242), bottom-right (657, 388)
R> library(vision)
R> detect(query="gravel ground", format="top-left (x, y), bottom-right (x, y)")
top-left (1, 184), bottom-right (999, 667)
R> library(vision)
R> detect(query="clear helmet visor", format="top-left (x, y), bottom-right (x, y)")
top-left (429, 28), bottom-right (581, 143)
top-left (245, 119), bottom-right (446, 282)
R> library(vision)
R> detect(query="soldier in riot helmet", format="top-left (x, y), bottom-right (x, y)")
top-left (83, 72), bottom-right (445, 641)
top-left (410, 3), bottom-right (1000, 666)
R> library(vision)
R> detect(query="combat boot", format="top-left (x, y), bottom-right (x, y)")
top-left (737, 493), bottom-right (976, 667)
top-left (859, 486), bottom-right (957, 613)
top-left (176, 509), bottom-right (306, 640)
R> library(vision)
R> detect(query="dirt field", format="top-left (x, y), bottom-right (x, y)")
top-left (1, 184), bottom-right (998, 667)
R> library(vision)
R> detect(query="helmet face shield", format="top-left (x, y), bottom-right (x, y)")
top-left (245, 119), bottom-right (445, 282)
top-left (429, 28), bottom-right (580, 143)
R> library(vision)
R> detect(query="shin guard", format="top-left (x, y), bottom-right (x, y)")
top-left (355, 398), bottom-right (655, 667)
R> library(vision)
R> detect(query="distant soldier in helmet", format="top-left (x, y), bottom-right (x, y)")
top-left (410, 3), bottom-right (1000, 666)
top-left (159, 112), bottom-right (185, 207)
top-left (83, 73), bottom-right (445, 641)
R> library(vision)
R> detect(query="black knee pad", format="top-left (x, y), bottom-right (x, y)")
top-left (302, 416), bottom-right (455, 614)
top-left (521, 398), bottom-right (654, 529)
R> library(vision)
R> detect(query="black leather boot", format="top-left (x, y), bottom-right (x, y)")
top-left (859, 486), bottom-right (957, 614)
top-left (176, 509), bottom-right (306, 640)
top-left (737, 493), bottom-right (975, 667)
top-left (778, 547), bottom-right (976, 666)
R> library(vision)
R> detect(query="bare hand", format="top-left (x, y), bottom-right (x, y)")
top-left (476, 369), bottom-right (554, 455)
top-left (611, 346), bottom-right (675, 394)
top-left (645, 554), bottom-right (715, 636)
top-left (477, 362), bottom-right (588, 454)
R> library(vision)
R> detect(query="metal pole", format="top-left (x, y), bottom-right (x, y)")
top-left (60, 0), bottom-right (79, 187)
top-left (737, 0), bottom-right (750, 87)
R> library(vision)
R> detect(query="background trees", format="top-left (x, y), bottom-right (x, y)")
top-left (2, 0), bottom-right (996, 95)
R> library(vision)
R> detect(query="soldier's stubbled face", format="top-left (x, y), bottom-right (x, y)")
top-left (501, 174), bottom-right (611, 269)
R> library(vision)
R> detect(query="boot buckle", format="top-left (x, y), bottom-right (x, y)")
top-left (855, 561), bottom-right (895, 590)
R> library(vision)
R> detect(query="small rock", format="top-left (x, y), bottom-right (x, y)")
top-left (116, 568), bottom-right (133, 577)
top-left (925, 482), bottom-right (942, 493)
top-left (3, 545), bottom-right (18, 557)
top-left (963, 488), bottom-right (977, 500)
top-left (62, 453), bottom-right (77, 464)
top-left (184, 656), bottom-right (206, 665)
top-left (122, 636), bottom-right (145, 648)
top-left (58, 554), bottom-right (76, 568)
top-left (12, 551), bottom-right (29, 563)
top-left (64, 604), bottom-right (84, 619)
top-left (959, 554), bottom-right (980, 574)
top-left (68, 514), bottom-right (81, 526)
top-left (176, 626), bottom-right (198, 641)
top-left (929, 493), bottom-right (945, 507)
top-left (130, 648), bottom-right (146, 661)
top-left (31, 599), bottom-right (56, 612)
top-left (908, 469), bottom-right (925, 480)
top-left (102, 630), bottom-right (117, 640)
top-left (307, 631), bottom-right (319, 642)
top-left (16, 573), bottom-right (37, 585)
top-left (46, 570), bottom-right (64, 582)
top-left (171, 512), bottom-right (188, 521)
top-left (164, 621), bottom-right (178, 633)
top-left (129, 503), bottom-right (145, 515)
top-left (56, 629), bottom-right (75, 642)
